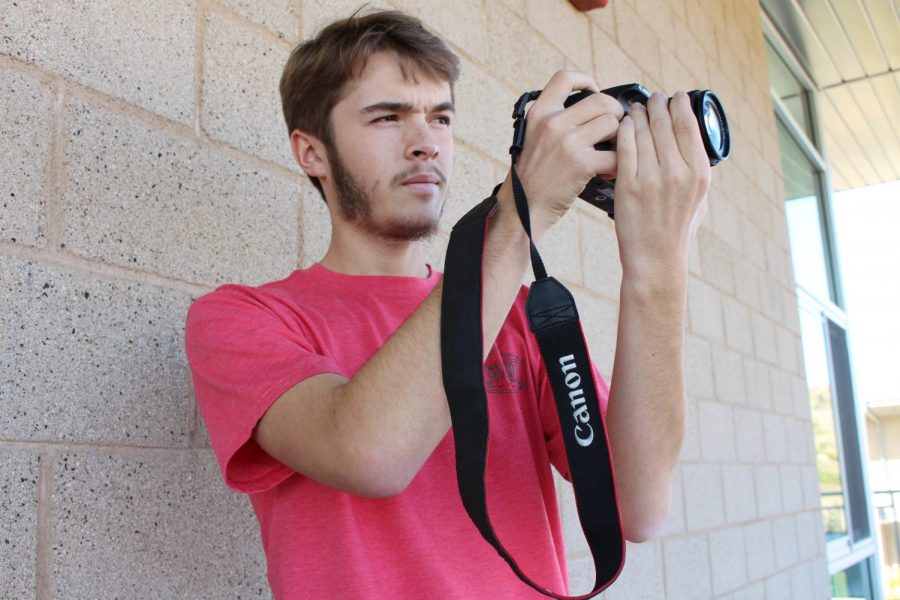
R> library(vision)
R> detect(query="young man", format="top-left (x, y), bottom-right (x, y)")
top-left (184, 9), bottom-right (710, 599)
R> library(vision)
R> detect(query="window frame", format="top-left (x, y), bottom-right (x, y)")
top-left (762, 9), bottom-right (882, 595)
top-left (762, 12), bottom-right (845, 310)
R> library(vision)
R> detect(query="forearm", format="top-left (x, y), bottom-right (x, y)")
top-left (606, 271), bottom-right (688, 541)
top-left (336, 190), bottom-right (538, 494)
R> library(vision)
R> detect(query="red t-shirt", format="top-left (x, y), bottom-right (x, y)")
top-left (184, 263), bottom-right (610, 599)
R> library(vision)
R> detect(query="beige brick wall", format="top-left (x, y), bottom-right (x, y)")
top-left (1, 0), bottom-right (829, 597)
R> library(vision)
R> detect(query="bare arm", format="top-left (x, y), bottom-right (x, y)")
top-left (602, 92), bottom-right (711, 541)
top-left (253, 196), bottom-right (535, 498)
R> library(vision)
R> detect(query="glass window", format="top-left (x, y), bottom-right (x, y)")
top-left (830, 556), bottom-right (875, 599)
top-left (827, 321), bottom-right (871, 542)
top-left (766, 38), bottom-right (816, 144)
top-left (800, 307), bottom-right (847, 540)
top-left (778, 118), bottom-right (835, 302)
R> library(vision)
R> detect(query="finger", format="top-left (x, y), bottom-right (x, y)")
top-left (629, 102), bottom-right (658, 174)
top-left (670, 91), bottom-right (708, 168)
top-left (646, 91), bottom-right (684, 170)
top-left (528, 70), bottom-right (599, 120)
top-left (570, 112), bottom-right (620, 149)
top-left (616, 115), bottom-right (637, 181)
top-left (583, 149), bottom-right (617, 179)
top-left (562, 90), bottom-right (625, 126)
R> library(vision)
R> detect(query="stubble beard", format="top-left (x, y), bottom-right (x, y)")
top-left (328, 140), bottom-right (444, 243)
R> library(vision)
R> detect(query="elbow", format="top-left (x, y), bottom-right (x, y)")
top-left (622, 515), bottom-right (665, 543)
top-left (620, 492), bottom-right (672, 543)
top-left (341, 441), bottom-right (414, 499)
top-left (347, 480), bottom-right (407, 500)
top-left (350, 470), bottom-right (410, 499)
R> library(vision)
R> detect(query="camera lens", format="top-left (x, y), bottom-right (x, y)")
top-left (690, 90), bottom-right (730, 166)
top-left (704, 98), bottom-right (722, 153)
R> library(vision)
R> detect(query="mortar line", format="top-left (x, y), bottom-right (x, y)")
top-left (189, 401), bottom-right (203, 448)
top-left (34, 449), bottom-right (55, 600)
top-left (587, 9), bottom-right (598, 88)
top-left (45, 82), bottom-right (66, 251)
top-left (194, 0), bottom-right (206, 138)
top-left (2, 45), bottom-right (305, 183)
top-left (1, 439), bottom-right (205, 455)
top-left (296, 183), bottom-right (306, 269)
top-left (292, 0), bottom-right (303, 42)
top-left (206, 0), bottom-right (296, 49)
top-left (0, 242), bottom-right (212, 298)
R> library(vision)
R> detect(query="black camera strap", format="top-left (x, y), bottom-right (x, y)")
top-left (440, 93), bottom-right (624, 598)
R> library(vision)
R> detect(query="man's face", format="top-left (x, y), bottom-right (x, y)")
top-left (323, 52), bottom-right (454, 242)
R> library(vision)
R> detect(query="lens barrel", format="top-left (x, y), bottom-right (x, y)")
top-left (688, 90), bottom-right (730, 165)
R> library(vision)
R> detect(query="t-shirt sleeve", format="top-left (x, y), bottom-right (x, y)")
top-left (184, 285), bottom-right (341, 494)
top-left (536, 355), bottom-right (610, 483)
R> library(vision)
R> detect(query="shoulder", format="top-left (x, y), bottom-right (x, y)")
top-left (186, 268), bottom-right (323, 320)
top-left (185, 270), bottom-right (321, 347)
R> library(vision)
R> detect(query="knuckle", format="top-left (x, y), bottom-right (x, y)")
top-left (672, 115), bottom-right (697, 134)
top-left (696, 168), bottom-right (712, 190)
top-left (649, 114), bottom-right (668, 130)
top-left (664, 168), bottom-right (687, 188)
top-left (561, 132), bottom-right (579, 156)
top-left (545, 113), bottom-right (565, 135)
top-left (601, 114), bottom-right (619, 131)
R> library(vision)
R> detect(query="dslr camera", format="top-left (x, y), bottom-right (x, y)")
top-left (562, 83), bottom-right (731, 219)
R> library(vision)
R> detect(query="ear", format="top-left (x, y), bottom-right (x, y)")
top-left (290, 130), bottom-right (329, 179)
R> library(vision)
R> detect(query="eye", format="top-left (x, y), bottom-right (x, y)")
top-left (374, 114), bottom-right (398, 123)
top-left (434, 115), bottom-right (452, 126)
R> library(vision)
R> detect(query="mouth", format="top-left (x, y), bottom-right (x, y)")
top-left (399, 173), bottom-right (443, 197)
top-left (400, 175), bottom-right (442, 186)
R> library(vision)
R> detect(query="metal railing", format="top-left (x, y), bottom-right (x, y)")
top-left (874, 489), bottom-right (900, 600)
top-left (821, 490), bottom-right (849, 540)
top-left (811, 490), bottom-right (900, 597)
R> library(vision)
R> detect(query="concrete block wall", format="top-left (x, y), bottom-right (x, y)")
top-left (1, 0), bottom-right (828, 597)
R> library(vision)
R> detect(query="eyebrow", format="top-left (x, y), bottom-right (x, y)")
top-left (360, 101), bottom-right (455, 115)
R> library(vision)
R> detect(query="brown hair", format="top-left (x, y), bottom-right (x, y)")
top-left (279, 8), bottom-right (461, 201)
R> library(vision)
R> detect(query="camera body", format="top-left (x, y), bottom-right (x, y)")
top-left (563, 83), bottom-right (731, 219)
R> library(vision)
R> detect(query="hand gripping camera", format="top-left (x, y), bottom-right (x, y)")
top-left (513, 83), bottom-right (732, 219)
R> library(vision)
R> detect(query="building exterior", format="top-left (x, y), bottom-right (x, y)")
top-left (3, 0), bottom-right (894, 597)
top-left (761, 1), bottom-right (898, 596)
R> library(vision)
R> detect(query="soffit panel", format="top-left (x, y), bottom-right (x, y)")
top-left (845, 78), bottom-right (900, 180)
top-left (862, 0), bottom-right (900, 70)
top-left (818, 92), bottom-right (882, 186)
top-left (825, 85), bottom-right (897, 183)
top-left (829, 0), bottom-right (889, 76)
top-left (764, 0), bottom-right (899, 190)
top-left (796, 0), bottom-right (865, 81)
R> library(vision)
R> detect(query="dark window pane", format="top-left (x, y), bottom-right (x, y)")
top-left (827, 321), bottom-right (870, 541)
top-left (799, 307), bottom-right (847, 540)
top-left (766, 38), bottom-right (815, 144)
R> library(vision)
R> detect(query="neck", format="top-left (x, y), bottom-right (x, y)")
top-left (320, 222), bottom-right (431, 278)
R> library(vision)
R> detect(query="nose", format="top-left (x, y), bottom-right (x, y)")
top-left (405, 122), bottom-right (440, 161)
top-left (409, 143), bottom-right (440, 160)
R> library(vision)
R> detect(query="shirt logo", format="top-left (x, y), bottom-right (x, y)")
top-left (484, 352), bottom-right (526, 394)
